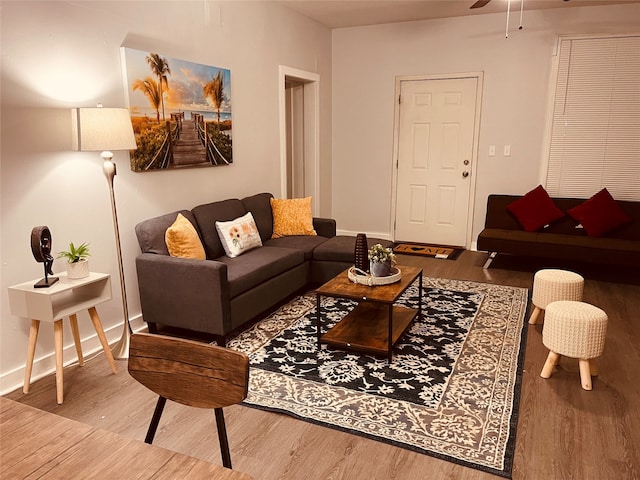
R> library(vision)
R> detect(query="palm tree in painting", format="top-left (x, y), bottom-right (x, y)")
top-left (146, 53), bottom-right (171, 121)
top-left (204, 70), bottom-right (226, 129)
top-left (132, 77), bottom-right (162, 121)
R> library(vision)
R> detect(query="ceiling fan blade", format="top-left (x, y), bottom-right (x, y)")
top-left (470, 0), bottom-right (491, 8)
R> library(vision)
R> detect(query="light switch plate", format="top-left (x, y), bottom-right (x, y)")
top-left (504, 145), bottom-right (511, 156)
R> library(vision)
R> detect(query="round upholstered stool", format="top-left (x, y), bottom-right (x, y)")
top-left (529, 269), bottom-right (584, 325)
top-left (540, 300), bottom-right (608, 390)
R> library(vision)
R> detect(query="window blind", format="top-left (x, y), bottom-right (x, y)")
top-left (545, 35), bottom-right (640, 201)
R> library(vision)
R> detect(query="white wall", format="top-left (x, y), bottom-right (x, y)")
top-left (331, 3), bottom-right (640, 241)
top-left (0, 1), bottom-right (332, 394)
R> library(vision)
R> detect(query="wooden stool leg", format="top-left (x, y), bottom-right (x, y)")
top-left (69, 314), bottom-right (84, 366)
top-left (88, 307), bottom-right (117, 374)
top-left (529, 306), bottom-right (542, 325)
top-left (540, 351), bottom-right (560, 378)
top-left (23, 320), bottom-right (40, 394)
top-left (579, 359), bottom-right (593, 390)
top-left (54, 319), bottom-right (64, 404)
top-left (589, 358), bottom-right (598, 376)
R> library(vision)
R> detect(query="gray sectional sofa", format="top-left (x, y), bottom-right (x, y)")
top-left (134, 192), bottom-right (392, 344)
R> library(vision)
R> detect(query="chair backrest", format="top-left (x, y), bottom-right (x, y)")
top-left (128, 333), bottom-right (249, 409)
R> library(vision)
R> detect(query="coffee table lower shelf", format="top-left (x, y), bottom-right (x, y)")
top-left (319, 302), bottom-right (418, 361)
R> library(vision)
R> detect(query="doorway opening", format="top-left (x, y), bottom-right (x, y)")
top-left (279, 66), bottom-right (320, 215)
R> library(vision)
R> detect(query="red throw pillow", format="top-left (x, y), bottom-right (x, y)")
top-left (567, 188), bottom-right (632, 237)
top-left (506, 185), bottom-right (565, 232)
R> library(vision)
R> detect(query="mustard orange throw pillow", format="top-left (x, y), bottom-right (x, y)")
top-left (165, 213), bottom-right (206, 259)
top-left (270, 197), bottom-right (317, 238)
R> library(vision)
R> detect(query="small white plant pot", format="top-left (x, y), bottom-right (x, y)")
top-left (371, 261), bottom-right (391, 277)
top-left (66, 259), bottom-right (89, 279)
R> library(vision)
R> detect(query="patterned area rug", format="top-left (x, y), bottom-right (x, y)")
top-left (228, 277), bottom-right (528, 478)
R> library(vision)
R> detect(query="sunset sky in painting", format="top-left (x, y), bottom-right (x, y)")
top-left (121, 47), bottom-right (231, 118)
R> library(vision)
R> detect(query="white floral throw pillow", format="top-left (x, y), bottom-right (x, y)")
top-left (215, 212), bottom-right (263, 258)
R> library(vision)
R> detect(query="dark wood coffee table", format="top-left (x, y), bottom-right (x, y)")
top-left (315, 265), bottom-right (422, 362)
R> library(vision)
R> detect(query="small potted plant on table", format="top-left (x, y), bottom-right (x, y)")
top-left (368, 243), bottom-right (396, 277)
top-left (57, 242), bottom-right (90, 279)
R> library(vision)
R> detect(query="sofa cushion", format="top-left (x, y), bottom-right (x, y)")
top-left (136, 210), bottom-right (199, 255)
top-left (241, 192), bottom-right (274, 241)
top-left (313, 235), bottom-right (393, 263)
top-left (567, 188), bottom-right (633, 237)
top-left (215, 246), bottom-right (305, 298)
top-left (264, 235), bottom-right (329, 260)
top-left (215, 212), bottom-right (263, 258)
top-left (165, 213), bottom-right (206, 259)
top-left (192, 199), bottom-right (247, 259)
top-left (271, 197), bottom-right (317, 238)
top-left (506, 185), bottom-right (565, 232)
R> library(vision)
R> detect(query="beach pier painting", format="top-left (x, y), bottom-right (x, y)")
top-left (121, 47), bottom-right (232, 172)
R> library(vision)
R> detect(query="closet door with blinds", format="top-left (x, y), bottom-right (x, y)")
top-left (546, 35), bottom-right (640, 201)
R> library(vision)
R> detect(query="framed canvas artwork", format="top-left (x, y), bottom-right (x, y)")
top-left (121, 47), bottom-right (232, 172)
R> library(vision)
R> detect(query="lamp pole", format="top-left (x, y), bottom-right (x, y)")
top-left (101, 152), bottom-right (131, 359)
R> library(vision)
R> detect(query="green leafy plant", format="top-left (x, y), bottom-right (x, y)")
top-left (368, 243), bottom-right (396, 264)
top-left (57, 242), bottom-right (90, 263)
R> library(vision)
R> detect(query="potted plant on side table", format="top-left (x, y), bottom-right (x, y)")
top-left (57, 242), bottom-right (90, 279)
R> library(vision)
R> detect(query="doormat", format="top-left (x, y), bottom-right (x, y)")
top-left (394, 242), bottom-right (464, 260)
top-left (228, 278), bottom-right (529, 478)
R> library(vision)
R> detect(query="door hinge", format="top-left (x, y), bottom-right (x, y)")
top-left (398, 95), bottom-right (401, 105)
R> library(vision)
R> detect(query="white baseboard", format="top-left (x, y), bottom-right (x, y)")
top-left (0, 315), bottom-right (146, 397)
top-left (336, 229), bottom-right (393, 241)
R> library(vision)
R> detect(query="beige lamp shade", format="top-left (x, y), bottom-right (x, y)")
top-left (71, 107), bottom-right (137, 152)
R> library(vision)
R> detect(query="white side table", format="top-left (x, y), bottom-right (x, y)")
top-left (8, 272), bottom-right (117, 404)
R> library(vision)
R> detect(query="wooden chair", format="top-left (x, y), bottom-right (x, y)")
top-left (128, 333), bottom-right (249, 468)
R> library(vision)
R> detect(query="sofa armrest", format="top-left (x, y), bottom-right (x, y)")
top-left (313, 217), bottom-right (336, 238)
top-left (135, 253), bottom-right (231, 336)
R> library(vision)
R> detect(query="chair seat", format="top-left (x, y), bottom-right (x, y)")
top-left (542, 300), bottom-right (608, 359)
top-left (540, 300), bottom-right (608, 391)
top-left (128, 333), bottom-right (249, 468)
top-left (529, 268), bottom-right (584, 325)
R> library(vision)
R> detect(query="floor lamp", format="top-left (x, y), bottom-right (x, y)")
top-left (71, 106), bottom-right (137, 359)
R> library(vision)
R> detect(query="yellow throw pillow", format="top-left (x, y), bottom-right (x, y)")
top-left (270, 197), bottom-right (317, 238)
top-left (165, 213), bottom-right (206, 259)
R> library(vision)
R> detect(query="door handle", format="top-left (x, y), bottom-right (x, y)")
top-left (462, 171), bottom-right (469, 178)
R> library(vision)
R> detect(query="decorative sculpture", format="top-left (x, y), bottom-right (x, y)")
top-left (354, 233), bottom-right (369, 272)
top-left (31, 226), bottom-right (59, 288)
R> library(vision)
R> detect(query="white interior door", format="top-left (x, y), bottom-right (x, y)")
top-left (394, 75), bottom-right (480, 247)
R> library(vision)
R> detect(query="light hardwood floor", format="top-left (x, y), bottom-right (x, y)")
top-left (5, 251), bottom-right (640, 479)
